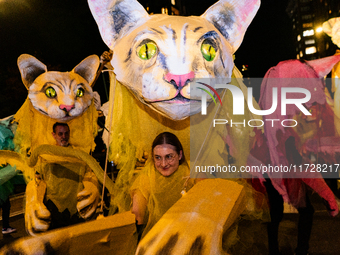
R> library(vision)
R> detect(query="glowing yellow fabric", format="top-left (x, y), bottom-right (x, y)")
top-left (130, 161), bottom-right (194, 237)
top-left (13, 98), bottom-right (98, 156)
top-left (0, 144), bottom-right (116, 215)
top-left (41, 162), bottom-right (84, 215)
top-left (11, 98), bottom-right (98, 182)
top-left (106, 66), bottom-right (261, 212)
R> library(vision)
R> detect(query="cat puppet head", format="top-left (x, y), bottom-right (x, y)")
top-left (17, 54), bottom-right (100, 121)
top-left (88, 0), bottom-right (260, 120)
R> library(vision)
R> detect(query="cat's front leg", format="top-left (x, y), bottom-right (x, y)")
top-left (77, 170), bottom-right (100, 219)
top-left (136, 179), bottom-right (246, 255)
top-left (25, 175), bottom-right (51, 235)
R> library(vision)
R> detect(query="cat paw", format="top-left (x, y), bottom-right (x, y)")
top-left (25, 179), bottom-right (51, 235)
top-left (77, 181), bottom-right (100, 219)
top-left (136, 179), bottom-right (246, 255)
top-left (25, 201), bottom-right (51, 235)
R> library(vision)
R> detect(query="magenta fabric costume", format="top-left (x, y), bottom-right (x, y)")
top-left (256, 55), bottom-right (340, 213)
top-left (251, 55), bottom-right (340, 255)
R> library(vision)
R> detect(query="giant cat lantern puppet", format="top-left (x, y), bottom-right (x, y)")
top-left (0, 0), bottom-right (261, 253)
top-left (88, 0), bottom-right (262, 213)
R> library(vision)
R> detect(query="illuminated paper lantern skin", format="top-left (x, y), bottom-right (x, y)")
top-left (88, 0), bottom-right (260, 120)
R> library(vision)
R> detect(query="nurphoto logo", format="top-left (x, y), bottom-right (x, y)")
top-left (195, 80), bottom-right (312, 128)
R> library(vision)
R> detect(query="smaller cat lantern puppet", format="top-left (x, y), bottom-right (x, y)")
top-left (0, 54), bottom-right (105, 235)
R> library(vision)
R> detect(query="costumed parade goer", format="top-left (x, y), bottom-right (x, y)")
top-left (322, 17), bottom-right (340, 197)
top-left (0, 124), bottom-right (25, 235)
top-left (130, 132), bottom-right (196, 240)
top-left (250, 55), bottom-right (340, 255)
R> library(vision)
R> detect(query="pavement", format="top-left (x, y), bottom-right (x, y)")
top-left (1, 192), bottom-right (340, 254)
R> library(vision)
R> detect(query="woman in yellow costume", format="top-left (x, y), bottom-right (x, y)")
top-left (130, 132), bottom-right (196, 239)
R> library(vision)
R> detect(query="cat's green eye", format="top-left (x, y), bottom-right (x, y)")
top-left (137, 41), bottom-right (157, 60)
top-left (76, 88), bottom-right (85, 97)
top-left (45, 87), bottom-right (56, 98)
top-left (201, 41), bottom-right (216, 61)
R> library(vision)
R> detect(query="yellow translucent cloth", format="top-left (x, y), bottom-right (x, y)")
top-left (13, 98), bottom-right (98, 156)
top-left (105, 66), bottom-right (261, 212)
top-left (29, 145), bottom-right (115, 212)
top-left (107, 67), bottom-right (261, 212)
top-left (35, 155), bottom-right (86, 215)
top-left (130, 161), bottom-right (194, 238)
top-left (11, 98), bottom-right (98, 182)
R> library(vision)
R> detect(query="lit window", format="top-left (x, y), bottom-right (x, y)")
top-left (305, 39), bottom-right (315, 45)
top-left (297, 35), bottom-right (301, 41)
top-left (305, 46), bottom-right (317, 54)
top-left (161, 7), bottom-right (168, 14)
top-left (297, 54), bottom-right (300, 59)
top-left (303, 29), bottom-right (314, 36)
top-left (303, 22), bottom-right (313, 28)
top-left (300, 51), bottom-right (303, 57)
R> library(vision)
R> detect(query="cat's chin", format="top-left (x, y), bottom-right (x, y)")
top-left (57, 116), bottom-right (77, 121)
top-left (47, 113), bottom-right (78, 121)
top-left (150, 99), bottom-right (201, 120)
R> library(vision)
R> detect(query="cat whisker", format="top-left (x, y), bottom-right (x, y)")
top-left (101, 69), bottom-right (115, 73)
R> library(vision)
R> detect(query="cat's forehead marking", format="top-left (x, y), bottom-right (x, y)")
top-left (161, 25), bottom-right (177, 41)
top-left (150, 28), bottom-right (164, 35)
top-left (31, 72), bottom-right (88, 94)
top-left (193, 27), bottom-right (203, 33)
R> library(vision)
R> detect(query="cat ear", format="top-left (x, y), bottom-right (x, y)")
top-left (88, 0), bottom-right (150, 49)
top-left (72, 55), bottom-right (100, 86)
top-left (201, 0), bottom-right (260, 53)
top-left (307, 55), bottom-right (340, 78)
top-left (17, 54), bottom-right (47, 89)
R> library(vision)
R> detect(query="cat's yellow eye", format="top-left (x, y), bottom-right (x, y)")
top-left (45, 87), bottom-right (56, 98)
top-left (137, 41), bottom-right (157, 60)
top-left (201, 41), bottom-right (216, 61)
top-left (76, 88), bottom-right (84, 97)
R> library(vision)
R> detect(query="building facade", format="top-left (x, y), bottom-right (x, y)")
top-left (287, 0), bottom-right (340, 60)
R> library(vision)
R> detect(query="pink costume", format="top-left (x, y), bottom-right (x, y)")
top-left (254, 56), bottom-right (340, 213)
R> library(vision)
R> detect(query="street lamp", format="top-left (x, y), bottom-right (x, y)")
top-left (316, 26), bottom-right (323, 33)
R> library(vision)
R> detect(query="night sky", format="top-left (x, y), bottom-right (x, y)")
top-left (0, 0), bottom-right (294, 118)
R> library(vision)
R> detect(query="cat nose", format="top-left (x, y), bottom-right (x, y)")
top-left (59, 104), bottom-right (75, 112)
top-left (164, 71), bottom-right (194, 88)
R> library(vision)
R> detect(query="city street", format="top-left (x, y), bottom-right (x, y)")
top-left (1, 192), bottom-right (340, 254)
